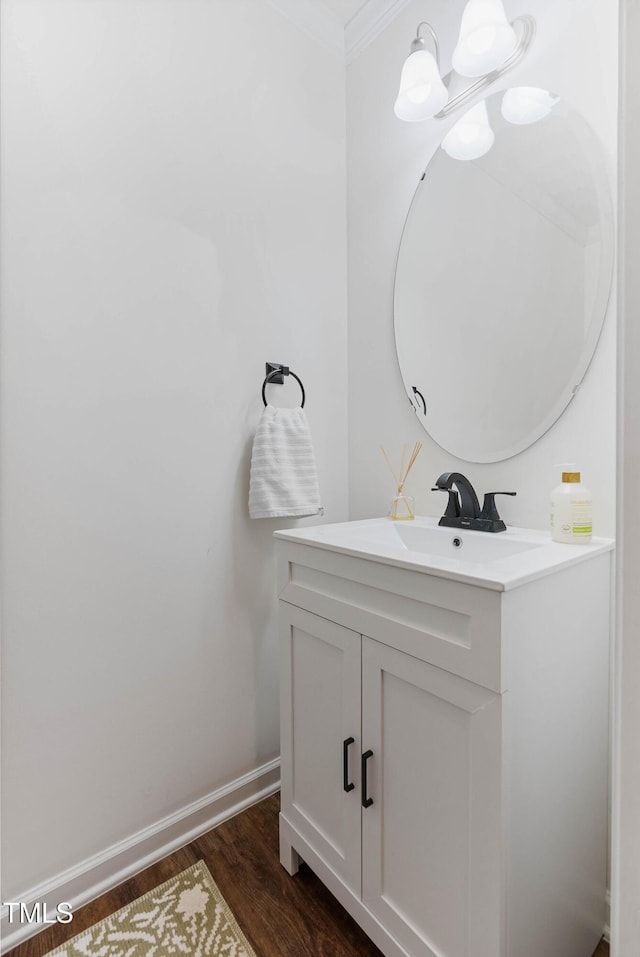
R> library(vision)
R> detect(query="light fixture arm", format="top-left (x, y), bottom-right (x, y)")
top-left (436, 15), bottom-right (536, 118)
top-left (412, 22), bottom-right (441, 71)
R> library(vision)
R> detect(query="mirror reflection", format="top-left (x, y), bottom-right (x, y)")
top-left (394, 88), bottom-right (614, 463)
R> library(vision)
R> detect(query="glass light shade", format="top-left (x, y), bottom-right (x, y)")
top-left (441, 100), bottom-right (495, 161)
top-left (501, 87), bottom-right (560, 125)
top-left (452, 0), bottom-right (518, 77)
top-left (394, 49), bottom-right (448, 122)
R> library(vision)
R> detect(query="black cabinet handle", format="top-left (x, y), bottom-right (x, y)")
top-left (361, 750), bottom-right (374, 808)
top-left (343, 737), bottom-right (355, 792)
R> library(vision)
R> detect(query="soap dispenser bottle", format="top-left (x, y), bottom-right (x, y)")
top-left (550, 467), bottom-right (593, 544)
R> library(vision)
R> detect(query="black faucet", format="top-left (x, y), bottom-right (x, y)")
top-left (432, 472), bottom-right (516, 533)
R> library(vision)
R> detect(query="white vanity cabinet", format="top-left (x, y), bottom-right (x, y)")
top-left (279, 605), bottom-right (362, 896)
top-left (360, 637), bottom-right (502, 957)
top-left (276, 529), bottom-right (612, 957)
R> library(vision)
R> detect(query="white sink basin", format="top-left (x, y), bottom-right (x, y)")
top-left (392, 523), bottom-right (541, 562)
top-left (274, 516), bottom-right (614, 590)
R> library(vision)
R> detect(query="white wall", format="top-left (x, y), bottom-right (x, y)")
top-left (346, 0), bottom-right (618, 535)
top-left (613, 2), bottom-right (640, 952)
top-left (0, 0), bottom-right (347, 909)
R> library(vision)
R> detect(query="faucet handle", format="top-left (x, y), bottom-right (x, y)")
top-left (481, 491), bottom-right (516, 522)
top-left (431, 487), bottom-right (461, 518)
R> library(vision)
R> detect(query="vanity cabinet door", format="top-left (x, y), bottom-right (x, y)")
top-left (280, 604), bottom-right (362, 894)
top-left (361, 636), bottom-right (504, 957)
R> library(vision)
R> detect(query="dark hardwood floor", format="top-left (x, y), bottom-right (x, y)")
top-left (6, 792), bottom-right (610, 957)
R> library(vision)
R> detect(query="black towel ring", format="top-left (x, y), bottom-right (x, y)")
top-left (412, 386), bottom-right (427, 415)
top-left (262, 368), bottom-right (306, 408)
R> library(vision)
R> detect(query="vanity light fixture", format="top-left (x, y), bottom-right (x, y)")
top-left (394, 23), bottom-right (448, 121)
top-left (440, 85), bottom-right (559, 162)
top-left (395, 1), bottom-right (535, 121)
top-left (501, 86), bottom-right (560, 124)
top-left (452, 0), bottom-right (517, 77)
top-left (441, 100), bottom-right (495, 160)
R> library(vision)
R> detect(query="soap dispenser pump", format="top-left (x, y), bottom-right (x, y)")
top-left (550, 466), bottom-right (593, 544)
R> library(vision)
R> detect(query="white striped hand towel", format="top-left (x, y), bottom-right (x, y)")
top-left (249, 406), bottom-right (323, 519)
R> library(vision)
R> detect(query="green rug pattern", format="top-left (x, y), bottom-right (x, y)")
top-left (45, 861), bottom-right (257, 956)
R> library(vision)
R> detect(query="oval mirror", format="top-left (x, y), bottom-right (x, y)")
top-left (394, 88), bottom-right (614, 463)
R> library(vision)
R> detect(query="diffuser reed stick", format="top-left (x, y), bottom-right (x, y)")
top-left (380, 441), bottom-right (422, 520)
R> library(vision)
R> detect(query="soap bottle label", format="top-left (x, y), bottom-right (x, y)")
top-left (571, 500), bottom-right (592, 535)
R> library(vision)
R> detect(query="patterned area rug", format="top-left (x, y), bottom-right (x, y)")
top-left (45, 862), bottom-right (257, 956)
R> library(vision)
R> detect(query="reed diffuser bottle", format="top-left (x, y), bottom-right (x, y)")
top-left (380, 442), bottom-right (422, 520)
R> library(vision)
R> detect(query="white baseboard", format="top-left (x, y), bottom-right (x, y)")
top-left (1, 759), bottom-right (280, 954)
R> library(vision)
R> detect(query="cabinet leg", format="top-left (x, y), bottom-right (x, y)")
top-left (279, 829), bottom-right (302, 876)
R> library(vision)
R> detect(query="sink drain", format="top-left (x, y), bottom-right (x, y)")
top-left (451, 536), bottom-right (463, 549)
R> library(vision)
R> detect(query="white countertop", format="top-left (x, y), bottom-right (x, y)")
top-left (274, 515), bottom-right (614, 591)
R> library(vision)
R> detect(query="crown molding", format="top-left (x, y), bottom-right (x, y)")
top-left (266, 0), bottom-right (408, 64)
top-left (265, 0), bottom-right (345, 58)
top-left (345, 0), bottom-right (412, 63)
